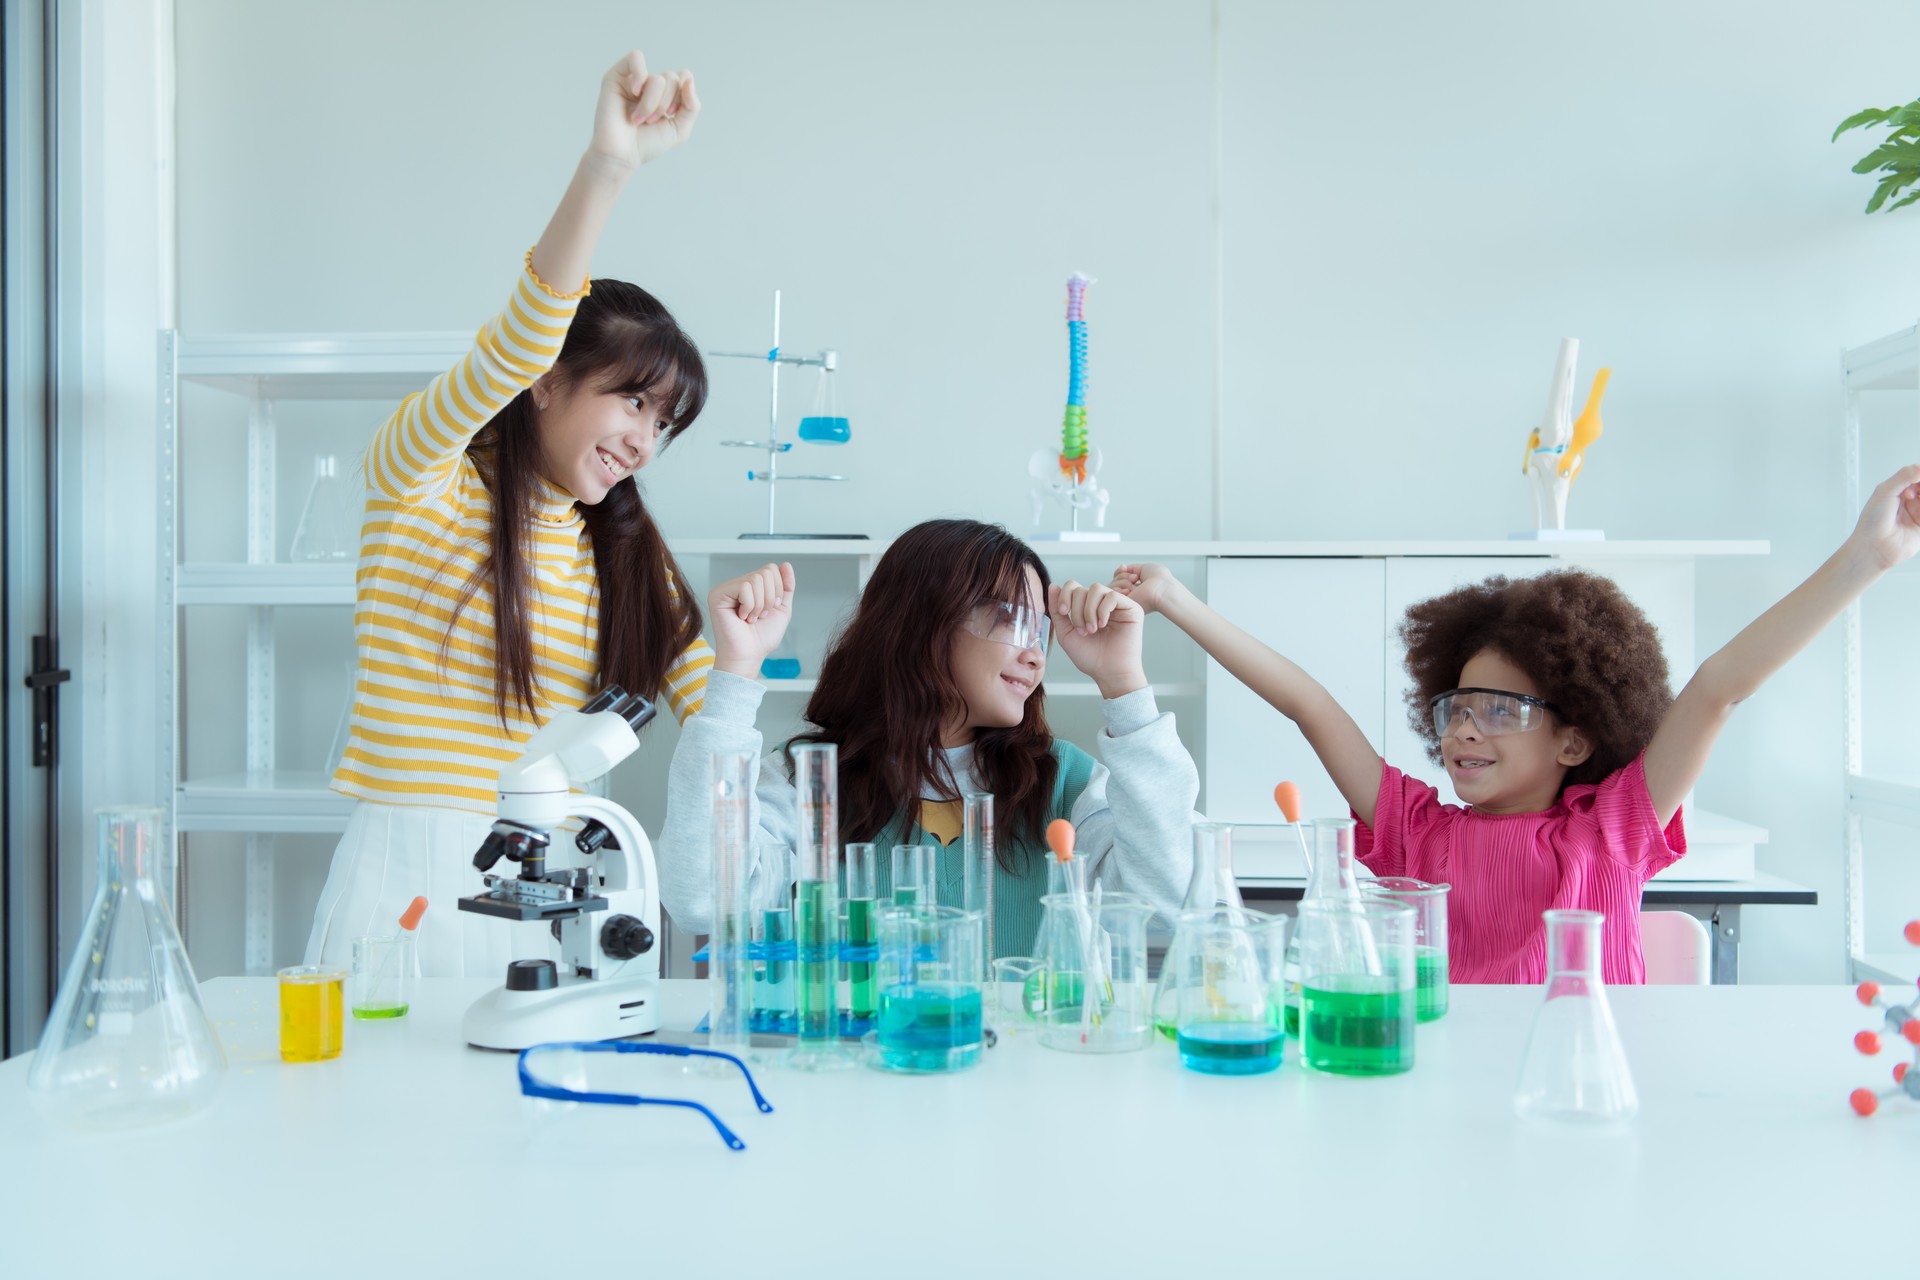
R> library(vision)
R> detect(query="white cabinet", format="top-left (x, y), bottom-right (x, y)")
top-left (1203, 544), bottom-right (1768, 881)
top-left (1841, 322), bottom-right (1920, 985)
top-left (159, 332), bottom-right (468, 974)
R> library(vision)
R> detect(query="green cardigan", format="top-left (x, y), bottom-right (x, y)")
top-left (866, 740), bottom-right (1099, 958)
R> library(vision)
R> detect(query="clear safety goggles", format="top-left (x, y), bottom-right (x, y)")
top-left (960, 600), bottom-right (1051, 652)
top-left (1429, 687), bottom-right (1562, 739)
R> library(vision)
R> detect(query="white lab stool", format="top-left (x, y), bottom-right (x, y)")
top-left (1640, 910), bottom-right (1713, 985)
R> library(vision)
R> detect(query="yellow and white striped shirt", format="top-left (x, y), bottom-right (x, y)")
top-left (332, 263), bottom-right (712, 812)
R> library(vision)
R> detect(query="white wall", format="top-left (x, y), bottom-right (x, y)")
top-left (158, 0), bottom-right (1920, 980)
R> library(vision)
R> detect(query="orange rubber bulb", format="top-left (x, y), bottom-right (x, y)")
top-left (1855, 1030), bottom-right (1883, 1056)
top-left (1903, 1018), bottom-right (1920, 1047)
top-left (399, 895), bottom-right (429, 932)
top-left (1850, 1088), bottom-right (1880, 1117)
top-left (1856, 981), bottom-right (1881, 1006)
top-left (1904, 919), bottom-right (1920, 946)
top-left (1046, 818), bottom-right (1076, 864)
top-left (1273, 781), bottom-right (1303, 824)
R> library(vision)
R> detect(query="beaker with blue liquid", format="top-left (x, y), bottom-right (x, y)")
top-left (796, 360), bottom-right (850, 445)
top-left (870, 905), bottom-right (985, 1073)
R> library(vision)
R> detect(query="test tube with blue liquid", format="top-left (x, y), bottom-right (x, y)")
top-left (789, 743), bottom-right (852, 1069)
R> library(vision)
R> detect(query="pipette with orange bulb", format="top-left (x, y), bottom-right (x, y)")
top-left (1048, 819), bottom-right (1107, 1040)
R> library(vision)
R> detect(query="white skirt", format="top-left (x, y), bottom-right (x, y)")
top-left (305, 800), bottom-right (556, 979)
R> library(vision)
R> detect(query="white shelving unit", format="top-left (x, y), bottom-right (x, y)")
top-left (1841, 321), bottom-right (1920, 985)
top-left (159, 332), bottom-right (470, 974)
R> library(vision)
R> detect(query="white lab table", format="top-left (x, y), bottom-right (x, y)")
top-left (0, 978), bottom-right (1913, 1278)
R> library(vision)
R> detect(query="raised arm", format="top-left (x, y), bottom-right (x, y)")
top-left (1643, 465), bottom-right (1920, 824)
top-left (368, 51), bottom-right (699, 500)
top-left (1113, 564), bottom-right (1386, 825)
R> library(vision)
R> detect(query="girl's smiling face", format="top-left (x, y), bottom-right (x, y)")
top-left (1443, 649), bottom-right (1592, 814)
top-left (532, 377), bottom-right (670, 504)
top-left (944, 566), bottom-right (1048, 746)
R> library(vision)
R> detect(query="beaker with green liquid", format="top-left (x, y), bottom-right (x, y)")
top-left (1362, 876), bottom-right (1450, 1022)
top-left (1035, 891), bottom-right (1156, 1054)
top-left (870, 905), bottom-right (985, 1073)
top-left (1294, 897), bottom-right (1416, 1076)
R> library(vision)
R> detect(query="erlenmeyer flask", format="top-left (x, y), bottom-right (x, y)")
top-left (796, 362), bottom-right (849, 444)
top-left (1513, 909), bottom-right (1638, 1123)
top-left (1283, 818), bottom-right (1364, 1036)
top-left (1153, 823), bottom-right (1246, 1040)
top-left (29, 807), bottom-right (226, 1128)
top-left (760, 635), bottom-right (802, 680)
top-left (289, 454), bottom-right (360, 562)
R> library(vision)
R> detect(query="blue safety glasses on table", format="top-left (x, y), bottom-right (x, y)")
top-left (961, 600), bottom-right (1050, 652)
top-left (1429, 687), bottom-right (1562, 739)
top-left (518, 1041), bottom-right (773, 1151)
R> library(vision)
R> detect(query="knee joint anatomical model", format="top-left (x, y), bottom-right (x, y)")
top-left (1522, 338), bottom-right (1612, 533)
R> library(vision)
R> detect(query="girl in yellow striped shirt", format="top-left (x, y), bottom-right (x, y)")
top-left (306, 51), bottom-right (715, 976)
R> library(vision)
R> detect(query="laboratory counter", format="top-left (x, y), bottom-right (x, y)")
top-left (0, 978), bottom-right (1911, 1278)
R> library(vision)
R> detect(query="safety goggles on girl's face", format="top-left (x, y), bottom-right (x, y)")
top-left (960, 600), bottom-right (1051, 652)
top-left (1429, 687), bottom-right (1562, 738)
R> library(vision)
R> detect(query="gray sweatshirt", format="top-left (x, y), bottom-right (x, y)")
top-left (655, 669), bottom-right (1200, 934)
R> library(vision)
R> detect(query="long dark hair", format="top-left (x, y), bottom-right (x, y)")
top-left (454, 278), bottom-right (707, 724)
top-left (793, 519), bottom-right (1056, 870)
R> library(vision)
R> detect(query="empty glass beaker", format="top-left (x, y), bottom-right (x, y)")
top-left (1284, 818), bottom-right (1367, 1037)
top-left (1036, 891), bottom-right (1156, 1053)
top-left (1175, 912), bottom-right (1288, 1076)
top-left (1514, 909), bottom-right (1638, 1123)
top-left (28, 807), bottom-right (226, 1128)
top-left (1362, 876), bottom-right (1451, 1022)
top-left (289, 453), bottom-right (361, 562)
top-left (1294, 898), bottom-right (1416, 1076)
top-left (871, 905), bottom-right (985, 1073)
top-left (992, 956), bottom-right (1047, 1034)
top-left (1153, 822), bottom-right (1248, 1040)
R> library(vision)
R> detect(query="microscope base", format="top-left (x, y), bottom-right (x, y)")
top-left (462, 973), bottom-right (661, 1051)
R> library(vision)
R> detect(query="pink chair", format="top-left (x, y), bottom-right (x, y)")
top-left (1639, 910), bottom-right (1712, 985)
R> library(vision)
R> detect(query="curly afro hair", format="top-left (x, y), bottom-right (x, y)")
top-left (1398, 569), bottom-right (1672, 791)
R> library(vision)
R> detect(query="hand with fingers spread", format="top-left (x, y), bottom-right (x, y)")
top-left (1110, 562), bottom-right (1192, 617)
top-left (709, 562), bottom-right (796, 679)
top-left (587, 50), bottom-right (701, 181)
top-left (1049, 578), bottom-right (1148, 700)
top-left (1846, 464), bottom-right (1920, 572)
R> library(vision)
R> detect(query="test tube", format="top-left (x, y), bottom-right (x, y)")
top-left (843, 842), bottom-right (878, 1036)
top-left (962, 790), bottom-right (996, 975)
top-left (709, 751), bottom-right (754, 1055)
top-left (790, 743), bottom-right (847, 1067)
top-left (891, 844), bottom-right (937, 906)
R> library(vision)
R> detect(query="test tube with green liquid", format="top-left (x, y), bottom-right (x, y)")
top-left (842, 842), bottom-right (878, 1036)
top-left (790, 743), bottom-right (850, 1068)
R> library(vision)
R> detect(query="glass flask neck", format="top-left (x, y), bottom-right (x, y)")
top-left (98, 806), bottom-right (165, 892)
top-left (1182, 823), bottom-right (1244, 912)
top-left (1303, 818), bottom-right (1359, 901)
top-left (1543, 909), bottom-right (1605, 990)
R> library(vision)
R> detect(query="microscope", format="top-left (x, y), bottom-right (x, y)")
top-left (457, 686), bottom-right (663, 1050)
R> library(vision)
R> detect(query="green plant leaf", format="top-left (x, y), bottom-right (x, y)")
top-left (1835, 106), bottom-right (1899, 141)
top-left (1888, 189), bottom-right (1920, 212)
top-left (1852, 140), bottom-right (1920, 174)
top-left (1893, 102), bottom-right (1920, 128)
top-left (1865, 170), bottom-right (1917, 213)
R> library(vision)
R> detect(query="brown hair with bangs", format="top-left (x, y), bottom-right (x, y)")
top-left (456, 278), bottom-right (707, 724)
top-left (1398, 568), bottom-right (1672, 790)
top-left (792, 519), bottom-right (1056, 871)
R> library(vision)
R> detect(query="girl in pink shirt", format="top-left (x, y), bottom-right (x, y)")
top-left (1113, 465), bottom-right (1920, 983)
